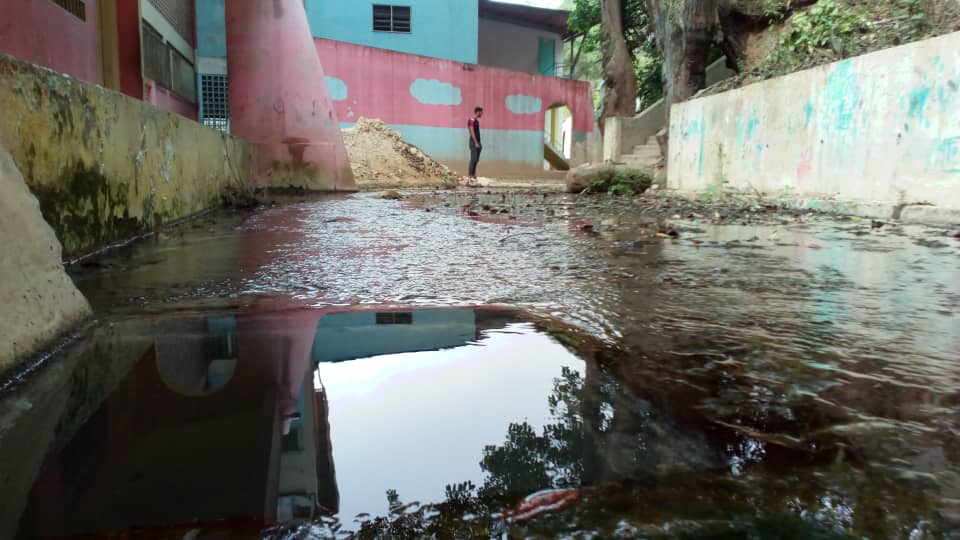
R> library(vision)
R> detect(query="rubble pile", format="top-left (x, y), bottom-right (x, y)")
top-left (342, 118), bottom-right (457, 189)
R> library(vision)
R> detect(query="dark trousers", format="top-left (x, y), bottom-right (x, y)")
top-left (468, 141), bottom-right (482, 177)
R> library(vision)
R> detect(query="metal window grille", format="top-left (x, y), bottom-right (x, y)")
top-left (50, 0), bottom-right (86, 21)
top-left (200, 74), bottom-right (229, 132)
top-left (372, 5), bottom-right (411, 33)
top-left (171, 49), bottom-right (197, 102)
top-left (142, 23), bottom-right (172, 89)
top-left (147, 0), bottom-right (195, 46)
top-left (142, 21), bottom-right (197, 104)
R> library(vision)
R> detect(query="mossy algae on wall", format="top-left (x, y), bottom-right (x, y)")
top-left (0, 54), bottom-right (253, 258)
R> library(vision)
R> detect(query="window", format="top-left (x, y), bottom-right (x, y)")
top-left (142, 24), bottom-right (171, 89)
top-left (375, 312), bottom-right (413, 325)
top-left (50, 0), bottom-right (86, 21)
top-left (200, 74), bottom-right (229, 132)
top-left (373, 5), bottom-right (411, 33)
top-left (141, 21), bottom-right (197, 103)
top-left (171, 49), bottom-right (197, 102)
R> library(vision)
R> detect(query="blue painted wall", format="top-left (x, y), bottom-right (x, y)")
top-left (196, 0), bottom-right (226, 58)
top-left (304, 0), bottom-right (479, 64)
top-left (312, 310), bottom-right (477, 363)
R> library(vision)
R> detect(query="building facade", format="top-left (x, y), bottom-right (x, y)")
top-left (0, 0), bottom-right (593, 178)
top-left (0, 0), bottom-right (200, 120)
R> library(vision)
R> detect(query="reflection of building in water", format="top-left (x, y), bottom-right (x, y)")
top-left (15, 307), bottom-right (487, 537)
top-left (312, 309), bottom-right (477, 363)
top-left (17, 310), bottom-right (337, 538)
top-left (13, 309), bottom-right (503, 537)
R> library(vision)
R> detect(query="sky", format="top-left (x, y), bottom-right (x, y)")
top-left (505, 0), bottom-right (566, 7)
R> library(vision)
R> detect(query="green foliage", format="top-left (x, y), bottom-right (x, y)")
top-left (586, 171), bottom-right (653, 196)
top-left (762, 0), bottom-right (792, 19)
top-left (771, 0), bottom-right (866, 60)
top-left (892, 0), bottom-right (931, 39)
top-left (567, 0), bottom-right (664, 108)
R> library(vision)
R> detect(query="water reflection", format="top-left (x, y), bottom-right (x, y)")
top-left (0, 305), bottom-right (603, 538)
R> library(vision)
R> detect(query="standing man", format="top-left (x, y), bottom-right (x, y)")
top-left (467, 106), bottom-right (483, 183)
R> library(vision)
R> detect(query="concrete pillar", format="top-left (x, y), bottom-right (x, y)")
top-left (603, 117), bottom-right (623, 163)
top-left (226, 1), bottom-right (355, 191)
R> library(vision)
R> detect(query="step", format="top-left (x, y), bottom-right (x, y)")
top-left (632, 144), bottom-right (661, 156)
top-left (626, 150), bottom-right (661, 162)
top-left (619, 157), bottom-right (658, 169)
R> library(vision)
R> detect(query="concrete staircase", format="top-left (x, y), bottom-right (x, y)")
top-left (617, 135), bottom-right (661, 171)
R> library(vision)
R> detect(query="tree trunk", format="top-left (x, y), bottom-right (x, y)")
top-left (645, 0), bottom-right (721, 149)
top-left (599, 0), bottom-right (637, 133)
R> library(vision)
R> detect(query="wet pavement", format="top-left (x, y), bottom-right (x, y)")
top-left (1, 190), bottom-right (959, 539)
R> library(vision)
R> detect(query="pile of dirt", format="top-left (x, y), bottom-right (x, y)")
top-left (342, 118), bottom-right (458, 190)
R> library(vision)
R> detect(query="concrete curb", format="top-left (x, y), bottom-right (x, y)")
top-left (665, 190), bottom-right (960, 226)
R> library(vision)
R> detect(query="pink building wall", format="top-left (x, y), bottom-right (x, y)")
top-left (146, 83), bottom-right (199, 121)
top-left (0, 0), bottom-right (103, 85)
top-left (315, 38), bottom-right (594, 176)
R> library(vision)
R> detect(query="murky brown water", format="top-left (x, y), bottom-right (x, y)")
top-left (2, 190), bottom-right (959, 539)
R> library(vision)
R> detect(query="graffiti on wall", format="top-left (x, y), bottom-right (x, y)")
top-left (668, 32), bottom-right (960, 205)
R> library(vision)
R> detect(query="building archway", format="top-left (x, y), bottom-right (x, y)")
top-left (544, 103), bottom-right (573, 171)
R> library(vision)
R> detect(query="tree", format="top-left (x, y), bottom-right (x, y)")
top-left (643, 0), bottom-right (746, 149)
top-left (568, 0), bottom-right (662, 128)
top-left (599, 0), bottom-right (640, 130)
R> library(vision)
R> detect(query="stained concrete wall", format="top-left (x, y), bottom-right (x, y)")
top-left (668, 32), bottom-right (960, 214)
top-left (0, 140), bottom-right (91, 377)
top-left (0, 54), bottom-right (252, 258)
top-left (605, 57), bottom-right (736, 162)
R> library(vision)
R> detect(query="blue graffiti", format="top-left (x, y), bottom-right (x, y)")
top-left (697, 117), bottom-right (706, 177)
top-left (824, 60), bottom-right (859, 131)
top-left (802, 101), bottom-right (814, 127)
top-left (908, 87), bottom-right (933, 118)
top-left (936, 137), bottom-right (960, 173)
top-left (746, 117), bottom-right (760, 140)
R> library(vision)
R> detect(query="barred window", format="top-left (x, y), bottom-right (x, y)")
top-left (50, 0), bottom-right (86, 20)
top-left (375, 312), bottom-right (413, 325)
top-left (200, 74), bottom-right (229, 132)
top-left (171, 49), bottom-right (196, 102)
top-left (142, 22), bottom-right (197, 104)
top-left (142, 23), bottom-right (171, 89)
top-left (147, 0), bottom-right (194, 46)
top-left (373, 5), bottom-right (411, 33)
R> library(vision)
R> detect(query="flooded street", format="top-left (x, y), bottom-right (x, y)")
top-left (2, 190), bottom-right (959, 538)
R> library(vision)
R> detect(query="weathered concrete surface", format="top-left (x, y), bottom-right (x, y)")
top-left (0, 54), bottom-right (253, 258)
top-left (0, 141), bottom-right (91, 376)
top-left (227, 1), bottom-right (355, 192)
top-left (605, 57), bottom-right (735, 163)
top-left (669, 32), bottom-right (960, 213)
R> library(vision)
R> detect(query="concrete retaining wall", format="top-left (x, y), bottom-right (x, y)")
top-left (0, 54), bottom-right (252, 258)
top-left (668, 32), bottom-right (960, 215)
top-left (605, 57), bottom-right (735, 162)
top-left (0, 141), bottom-right (91, 377)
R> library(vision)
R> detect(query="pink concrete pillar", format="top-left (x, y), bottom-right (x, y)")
top-left (226, 0), bottom-right (355, 191)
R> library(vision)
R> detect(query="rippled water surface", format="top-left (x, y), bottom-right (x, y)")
top-left (2, 190), bottom-right (959, 538)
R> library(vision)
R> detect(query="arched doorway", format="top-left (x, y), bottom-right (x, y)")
top-left (544, 103), bottom-right (573, 171)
